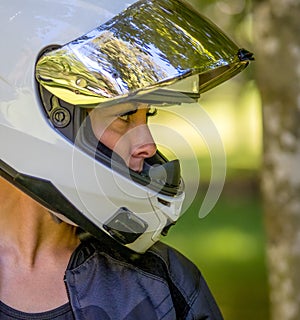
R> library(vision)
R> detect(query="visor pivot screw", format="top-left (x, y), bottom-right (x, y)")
top-left (51, 108), bottom-right (71, 128)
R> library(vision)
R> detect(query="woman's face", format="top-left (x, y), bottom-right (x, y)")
top-left (88, 102), bottom-right (157, 172)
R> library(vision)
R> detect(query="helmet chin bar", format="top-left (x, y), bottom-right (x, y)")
top-left (0, 159), bottom-right (178, 251)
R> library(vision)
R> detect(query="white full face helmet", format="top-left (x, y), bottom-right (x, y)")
top-left (0, 0), bottom-right (253, 253)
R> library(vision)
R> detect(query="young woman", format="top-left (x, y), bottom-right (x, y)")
top-left (0, 0), bottom-right (253, 318)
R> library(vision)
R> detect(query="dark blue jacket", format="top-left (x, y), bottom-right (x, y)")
top-left (64, 235), bottom-right (223, 320)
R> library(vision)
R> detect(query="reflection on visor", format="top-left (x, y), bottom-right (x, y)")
top-left (35, 0), bottom-right (253, 107)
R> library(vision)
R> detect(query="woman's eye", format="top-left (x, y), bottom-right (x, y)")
top-left (118, 114), bottom-right (130, 121)
top-left (146, 107), bottom-right (157, 117)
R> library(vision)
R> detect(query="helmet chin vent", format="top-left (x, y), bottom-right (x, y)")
top-left (157, 197), bottom-right (171, 207)
top-left (103, 207), bottom-right (148, 245)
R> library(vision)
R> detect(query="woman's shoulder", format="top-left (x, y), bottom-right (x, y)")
top-left (69, 233), bottom-right (200, 280)
top-left (68, 234), bottom-right (223, 319)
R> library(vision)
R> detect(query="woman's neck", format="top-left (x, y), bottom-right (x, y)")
top-left (0, 177), bottom-right (79, 268)
top-left (0, 178), bottom-right (80, 312)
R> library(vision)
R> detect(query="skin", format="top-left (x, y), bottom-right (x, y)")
top-left (0, 102), bottom-right (156, 312)
top-left (89, 102), bottom-right (157, 172)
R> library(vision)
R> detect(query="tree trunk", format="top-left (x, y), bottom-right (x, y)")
top-left (253, 0), bottom-right (300, 319)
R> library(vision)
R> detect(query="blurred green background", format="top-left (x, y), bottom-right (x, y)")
top-left (164, 182), bottom-right (268, 320)
top-left (162, 1), bottom-right (270, 319)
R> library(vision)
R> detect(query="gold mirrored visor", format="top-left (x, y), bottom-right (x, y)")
top-left (35, 0), bottom-right (254, 107)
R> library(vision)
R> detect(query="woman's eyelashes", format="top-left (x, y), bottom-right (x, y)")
top-left (117, 109), bottom-right (138, 122)
top-left (117, 107), bottom-right (157, 122)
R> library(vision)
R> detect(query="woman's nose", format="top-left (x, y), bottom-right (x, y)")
top-left (130, 124), bottom-right (157, 160)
